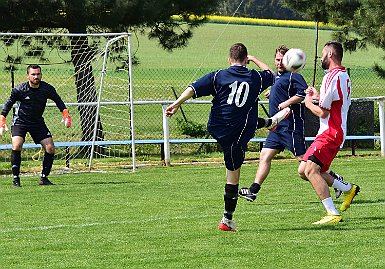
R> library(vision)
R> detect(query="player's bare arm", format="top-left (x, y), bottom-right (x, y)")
top-left (305, 91), bottom-right (329, 119)
top-left (165, 86), bottom-right (195, 117)
top-left (278, 95), bottom-right (304, 110)
top-left (247, 55), bottom-right (273, 73)
top-left (264, 89), bottom-right (270, 98)
top-left (305, 86), bottom-right (320, 100)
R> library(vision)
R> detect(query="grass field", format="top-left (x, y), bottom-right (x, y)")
top-left (1, 156), bottom-right (384, 269)
top-left (132, 23), bottom-right (385, 98)
top-left (133, 23), bottom-right (385, 69)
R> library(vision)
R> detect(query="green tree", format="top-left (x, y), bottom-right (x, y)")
top-left (282, 0), bottom-right (385, 78)
top-left (217, 0), bottom-right (303, 20)
top-left (281, 0), bottom-right (359, 23)
top-left (0, 0), bottom-right (220, 152)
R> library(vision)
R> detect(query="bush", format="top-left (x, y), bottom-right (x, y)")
top-left (176, 118), bottom-right (208, 138)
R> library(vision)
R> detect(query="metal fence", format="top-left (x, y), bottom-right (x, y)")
top-left (1, 65), bottom-right (384, 170)
top-left (1, 65), bottom-right (384, 143)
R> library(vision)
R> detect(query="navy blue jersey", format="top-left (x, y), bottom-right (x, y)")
top-left (190, 65), bottom-right (274, 141)
top-left (1, 81), bottom-right (67, 125)
top-left (269, 71), bottom-right (307, 132)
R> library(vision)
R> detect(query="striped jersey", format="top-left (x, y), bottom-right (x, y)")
top-left (318, 66), bottom-right (352, 146)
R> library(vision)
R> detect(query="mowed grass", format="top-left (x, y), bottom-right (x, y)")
top-left (0, 156), bottom-right (384, 269)
top-left (133, 23), bottom-right (385, 69)
top-left (132, 23), bottom-right (385, 97)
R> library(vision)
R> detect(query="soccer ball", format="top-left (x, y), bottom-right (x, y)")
top-left (282, 48), bottom-right (306, 72)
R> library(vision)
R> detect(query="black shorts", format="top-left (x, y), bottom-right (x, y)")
top-left (11, 123), bottom-right (52, 144)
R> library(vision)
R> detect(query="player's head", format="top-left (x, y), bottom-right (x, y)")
top-left (321, 41), bottom-right (343, 70)
top-left (275, 45), bottom-right (289, 73)
top-left (27, 64), bottom-right (42, 87)
top-left (229, 43), bottom-right (248, 65)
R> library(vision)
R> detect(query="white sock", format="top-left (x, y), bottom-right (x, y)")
top-left (332, 178), bottom-right (352, 192)
top-left (321, 197), bottom-right (339, 215)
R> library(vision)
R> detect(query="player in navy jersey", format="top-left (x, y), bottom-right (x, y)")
top-left (239, 45), bottom-right (307, 201)
top-left (0, 64), bottom-right (72, 186)
top-left (239, 45), bottom-right (347, 203)
top-left (165, 43), bottom-right (290, 232)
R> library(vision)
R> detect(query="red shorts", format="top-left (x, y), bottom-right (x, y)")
top-left (303, 137), bottom-right (340, 172)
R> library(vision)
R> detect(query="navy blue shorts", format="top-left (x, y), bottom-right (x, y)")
top-left (263, 130), bottom-right (306, 156)
top-left (12, 123), bottom-right (52, 144)
top-left (211, 123), bottom-right (256, 171)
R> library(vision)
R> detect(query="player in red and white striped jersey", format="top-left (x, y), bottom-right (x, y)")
top-left (298, 41), bottom-right (360, 225)
top-left (317, 65), bottom-right (351, 146)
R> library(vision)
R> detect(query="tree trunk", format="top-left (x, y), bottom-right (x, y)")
top-left (70, 35), bottom-right (105, 156)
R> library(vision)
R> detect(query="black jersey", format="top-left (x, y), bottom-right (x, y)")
top-left (1, 81), bottom-right (66, 125)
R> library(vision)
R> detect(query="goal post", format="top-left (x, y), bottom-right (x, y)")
top-left (0, 32), bottom-right (136, 172)
top-left (88, 34), bottom-right (136, 171)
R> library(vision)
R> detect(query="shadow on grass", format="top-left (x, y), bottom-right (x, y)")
top-left (273, 215), bottom-right (385, 232)
top-left (59, 180), bottom-right (140, 186)
top-left (249, 198), bottom-right (385, 208)
top-left (350, 198), bottom-right (385, 205)
top-left (282, 225), bottom-right (385, 232)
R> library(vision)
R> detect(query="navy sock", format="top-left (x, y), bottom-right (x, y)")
top-left (329, 170), bottom-right (337, 178)
top-left (42, 152), bottom-right (54, 178)
top-left (11, 150), bottom-right (21, 177)
top-left (223, 184), bottom-right (239, 220)
top-left (257, 118), bottom-right (272, 129)
top-left (250, 183), bottom-right (261, 194)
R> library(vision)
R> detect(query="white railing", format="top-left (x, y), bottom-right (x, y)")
top-left (157, 97), bottom-right (385, 166)
top-left (1, 97), bottom-right (384, 170)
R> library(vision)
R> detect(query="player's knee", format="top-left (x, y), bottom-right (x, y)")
top-left (12, 145), bottom-right (23, 151)
top-left (298, 172), bottom-right (308, 181)
top-left (45, 144), bottom-right (55, 154)
top-left (297, 161), bottom-right (308, 180)
top-left (298, 168), bottom-right (307, 180)
top-left (12, 139), bottom-right (24, 151)
top-left (259, 150), bottom-right (273, 164)
top-left (304, 165), bottom-right (318, 179)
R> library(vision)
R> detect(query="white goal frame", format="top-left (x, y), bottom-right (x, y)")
top-left (0, 32), bottom-right (136, 171)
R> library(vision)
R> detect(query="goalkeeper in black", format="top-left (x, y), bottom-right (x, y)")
top-left (0, 64), bottom-right (72, 187)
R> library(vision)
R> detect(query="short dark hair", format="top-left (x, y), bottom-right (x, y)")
top-left (27, 64), bottom-right (41, 74)
top-left (275, 45), bottom-right (289, 56)
top-left (324, 41), bottom-right (343, 62)
top-left (229, 43), bottom-right (248, 62)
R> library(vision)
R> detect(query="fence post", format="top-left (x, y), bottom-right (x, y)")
top-left (162, 104), bottom-right (171, 166)
top-left (65, 146), bottom-right (70, 168)
top-left (379, 99), bottom-right (385, 156)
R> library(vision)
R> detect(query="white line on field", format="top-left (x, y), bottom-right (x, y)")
top-left (1, 202), bottom-right (384, 233)
top-left (2, 207), bottom-right (315, 233)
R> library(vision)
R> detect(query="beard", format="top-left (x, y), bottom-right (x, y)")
top-left (321, 58), bottom-right (329, 70)
top-left (30, 78), bottom-right (40, 85)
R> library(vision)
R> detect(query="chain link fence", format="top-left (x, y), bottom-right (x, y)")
top-left (1, 64), bottom-right (384, 167)
top-left (1, 65), bottom-right (383, 135)
top-left (130, 65), bottom-right (384, 133)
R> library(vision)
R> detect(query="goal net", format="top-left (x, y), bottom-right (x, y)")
top-left (0, 32), bottom-right (134, 172)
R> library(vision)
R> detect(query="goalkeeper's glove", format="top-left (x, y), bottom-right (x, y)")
top-left (61, 109), bottom-right (72, 128)
top-left (0, 115), bottom-right (8, 136)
